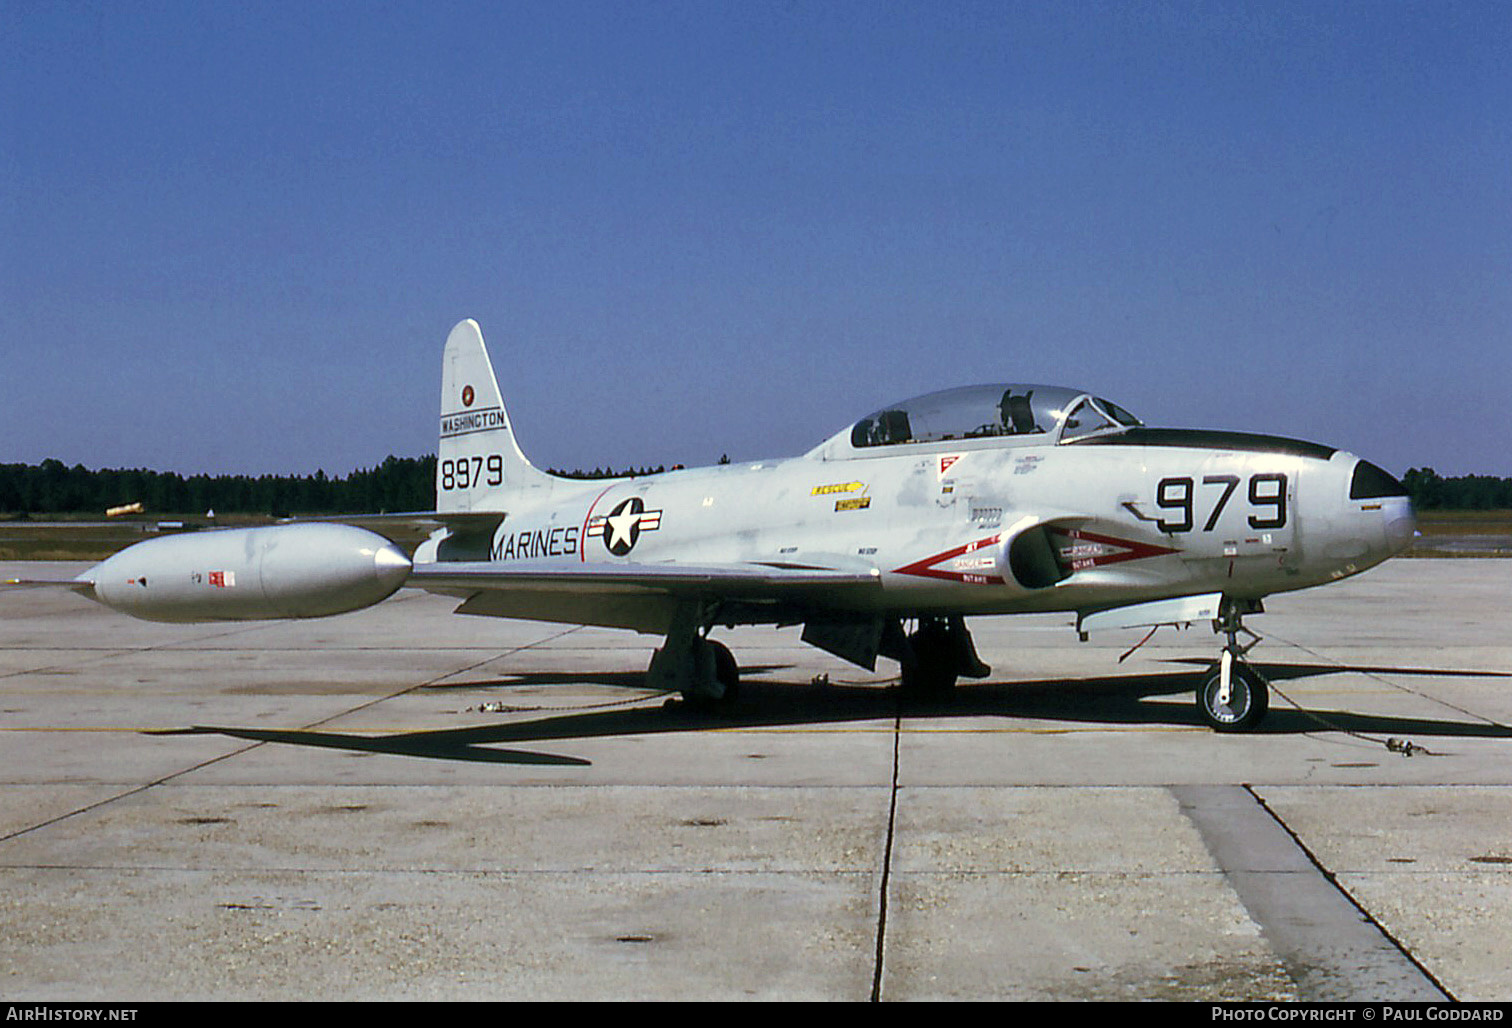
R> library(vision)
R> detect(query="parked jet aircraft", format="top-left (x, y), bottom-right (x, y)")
top-left (9, 320), bottom-right (1416, 731)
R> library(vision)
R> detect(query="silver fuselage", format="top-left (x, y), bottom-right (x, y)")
top-left (419, 425), bottom-right (1414, 634)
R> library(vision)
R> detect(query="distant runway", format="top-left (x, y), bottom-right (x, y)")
top-left (2, 558), bottom-right (1509, 1000)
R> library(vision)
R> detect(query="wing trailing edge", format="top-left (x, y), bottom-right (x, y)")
top-left (408, 559), bottom-right (880, 597)
top-left (407, 559), bottom-right (882, 634)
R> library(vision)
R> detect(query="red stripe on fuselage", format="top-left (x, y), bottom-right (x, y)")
top-left (892, 528), bottom-right (1180, 584)
top-left (891, 534), bottom-right (1007, 585)
top-left (1046, 527), bottom-right (1180, 569)
top-left (579, 484), bottom-right (619, 562)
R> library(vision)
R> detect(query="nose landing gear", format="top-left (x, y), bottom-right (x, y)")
top-left (1197, 600), bottom-right (1269, 732)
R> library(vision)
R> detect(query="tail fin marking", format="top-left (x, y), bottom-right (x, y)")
top-left (437, 319), bottom-right (555, 512)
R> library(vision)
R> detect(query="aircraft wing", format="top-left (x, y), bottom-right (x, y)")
top-left (280, 510), bottom-right (505, 535)
top-left (406, 559), bottom-right (882, 633)
top-left (408, 559), bottom-right (880, 596)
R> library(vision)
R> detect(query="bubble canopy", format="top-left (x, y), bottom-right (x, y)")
top-left (847, 384), bottom-right (1141, 449)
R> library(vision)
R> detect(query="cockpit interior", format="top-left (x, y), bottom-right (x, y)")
top-left (848, 385), bottom-right (1141, 450)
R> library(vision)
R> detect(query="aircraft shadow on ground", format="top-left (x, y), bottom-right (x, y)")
top-left (423, 664), bottom-right (794, 691)
top-left (158, 658), bottom-right (1512, 767)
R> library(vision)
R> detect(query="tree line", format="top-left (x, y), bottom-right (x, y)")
top-left (0, 457), bottom-right (677, 517)
top-left (1400, 468), bottom-right (1512, 511)
top-left (0, 456), bottom-right (439, 517)
top-left (2, 459), bottom-right (1508, 517)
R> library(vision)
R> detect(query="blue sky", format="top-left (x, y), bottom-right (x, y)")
top-left (4, 1), bottom-right (1508, 478)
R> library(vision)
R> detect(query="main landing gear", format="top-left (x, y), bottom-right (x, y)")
top-left (1196, 600), bottom-right (1269, 733)
top-left (648, 609), bottom-right (995, 708)
top-left (647, 605), bottom-right (739, 708)
top-left (896, 614), bottom-right (991, 696)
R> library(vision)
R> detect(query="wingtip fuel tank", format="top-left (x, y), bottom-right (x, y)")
top-left (86, 523), bottom-right (411, 623)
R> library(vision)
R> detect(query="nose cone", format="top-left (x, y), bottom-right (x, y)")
top-left (1384, 501), bottom-right (1417, 554)
top-left (1350, 459), bottom-right (1416, 557)
top-left (373, 541), bottom-right (412, 592)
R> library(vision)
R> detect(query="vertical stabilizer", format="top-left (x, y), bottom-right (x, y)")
top-left (437, 320), bottom-right (555, 512)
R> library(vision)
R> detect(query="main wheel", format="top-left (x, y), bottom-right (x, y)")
top-left (707, 638), bottom-right (740, 704)
top-left (679, 638), bottom-right (740, 708)
top-left (1197, 661), bottom-right (1268, 733)
top-left (900, 621), bottom-right (959, 696)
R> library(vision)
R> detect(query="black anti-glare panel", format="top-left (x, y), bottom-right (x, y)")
top-left (1070, 428), bottom-right (1337, 461)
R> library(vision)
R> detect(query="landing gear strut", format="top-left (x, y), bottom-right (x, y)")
top-left (898, 614), bottom-right (991, 697)
top-left (1196, 600), bottom-right (1268, 732)
top-left (648, 603), bottom-right (740, 708)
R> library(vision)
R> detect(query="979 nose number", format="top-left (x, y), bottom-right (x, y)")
top-left (1155, 473), bottom-right (1287, 533)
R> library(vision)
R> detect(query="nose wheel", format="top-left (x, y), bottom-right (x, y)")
top-left (1197, 601), bottom-right (1269, 733)
top-left (1198, 652), bottom-right (1268, 732)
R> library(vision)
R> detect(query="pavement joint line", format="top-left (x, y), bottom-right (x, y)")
top-left (1266, 628), bottom-right (1512, 731)
top-left (1173, 783), bottom-right (1453, 1001)
top-left (0, 620), bottom-right (290, 681)
top-left (1, 722), bottom-right (1195, 734)
top-left (869, 699), bottom-right (902, 1003)
top-left (1244, 784), bottom-right (1457, 1001)
top-left (0, 625), bottom-right (586, 844)
top-left (0, 864), bottom-right (885, 876)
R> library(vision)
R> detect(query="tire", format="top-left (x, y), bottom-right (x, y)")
top-left (680, 638), bottom-right (740, 708)
top-left (707, 638), bottom-right (740, 703)
top-left (900, 622), bottom-right (959, 696)
top-left (1197, 661), bottom-right (1269, 733)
